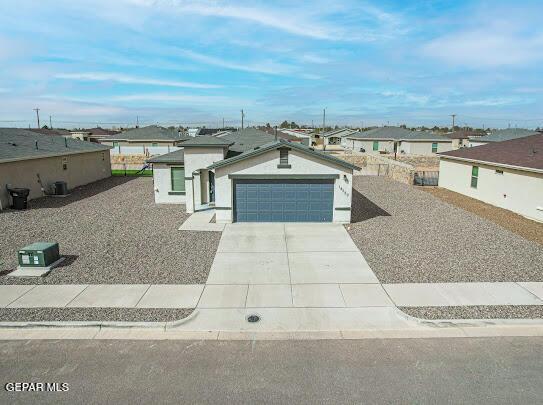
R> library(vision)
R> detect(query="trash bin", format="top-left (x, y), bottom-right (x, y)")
top-left (7, 188), bottom-right (30, 210)
top-left (54, 181), bottom-right (68, 196)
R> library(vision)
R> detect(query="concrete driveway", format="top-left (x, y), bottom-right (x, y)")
top-left (202, 223), bottom-right (390, 309)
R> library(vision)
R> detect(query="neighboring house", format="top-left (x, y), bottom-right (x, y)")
top-left (100, 125), bottom-right (189, 156)
top-left (468, 128), bottom-right (539, 147)
top-left (446, 130), bottom-right (482, 149)
top-left (438, 134), bottom-right (543, 222)
top-left (278, 129), bottom-right (313, 145)
top-left (345, 127), bottom-right (454, 155)
top-left (0, 128), bottom-right (111, 209)
top-left (71, 127), bottom-right (120, 143)
top-left (260, 127), bottom-right (311, 146)
top-left (147, 129), bottom-right (359, 223)
top-left (321, 128), bottom-right (357, 146)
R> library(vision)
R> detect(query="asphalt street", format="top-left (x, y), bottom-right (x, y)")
top-left (1, 337), bottom-right (542, 404)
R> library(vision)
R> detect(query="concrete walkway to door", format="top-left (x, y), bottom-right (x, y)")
top-left (201, 223), bottom-right (392, 309)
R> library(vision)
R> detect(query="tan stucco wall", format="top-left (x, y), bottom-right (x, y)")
top-left (0, 151), bottom-right (111, 209)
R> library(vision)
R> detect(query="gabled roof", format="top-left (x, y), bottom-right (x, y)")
top-left (146, 149), bottom-right (184, 164)
top-left (220, 128), bottom-right (278, 153)
top-left (346, 127), bottom-right (449, 141)
top-left (469, 128), bottom-right (539, 143)
top-left (104, 125), bottom-right (189, 142)
top-left (439, 133), bottom-right (543, 173)
top-left (181, 135), bottom-right (233, 147)
top-left (0, 127), bottom-right (111, 164)
top-left (28, 128), bottom-right (72, 137)
top-left (208, 139), bottom-right (360, 171)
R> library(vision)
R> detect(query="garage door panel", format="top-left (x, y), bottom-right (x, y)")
top-left (234, 179), bottom-right (334, 223)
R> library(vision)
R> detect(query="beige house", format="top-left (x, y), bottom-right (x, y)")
top-left (438, 134), bottom-right (543, 222)
top-left (345, 127), bottom-right (454, 155)
top-left (0, 128), bottom-right (111, 209)
top-left (100, 125), bottom-right (189, 152)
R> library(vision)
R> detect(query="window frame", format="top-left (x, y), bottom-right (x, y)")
top-left (372, 140), bottom-right (379, 151)
top-left (470, 166), bottom-right (479, 189)
top-left (431, 142), bottom-right (438, 153)
top-left (170, 166), bottom-right (186, 194)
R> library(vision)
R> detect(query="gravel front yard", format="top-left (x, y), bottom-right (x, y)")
top-left (0, 177), bottom-right (221, 285)
top-left (402, 306), bottom-right (543, 320)
top-left (347, 176), bottom-right (543, 284)
top-left (423, 187), bottom-right (543, 246)
top-left (0, 308), bottom-right (193, 322)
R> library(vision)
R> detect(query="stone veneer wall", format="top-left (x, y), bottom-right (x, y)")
top-left (339, 154), bottom-right (416, 185)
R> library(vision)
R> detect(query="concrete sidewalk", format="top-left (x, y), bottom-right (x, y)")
top-left (1, 282), bottom-right (542, 310)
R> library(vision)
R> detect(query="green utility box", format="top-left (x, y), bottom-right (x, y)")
top-left (18, 242), bottom-right (60, 268)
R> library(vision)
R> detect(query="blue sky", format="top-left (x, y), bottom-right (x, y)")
top-left (0, 0), bottom-right (542, 129)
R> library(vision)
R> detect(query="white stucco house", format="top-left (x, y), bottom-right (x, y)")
top-left (344, 127), bottom-right (454, 155)
top-left (438, 134), bottom-right (543, 222)
top-left (320, 128), bottom-right (357, 147)
top-left (147, 129), bottom-right (360, 223)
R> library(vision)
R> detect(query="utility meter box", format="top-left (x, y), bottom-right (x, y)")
top-left (18, 242), bottom-right (60, 268)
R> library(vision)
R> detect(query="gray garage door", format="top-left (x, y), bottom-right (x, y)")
top-left (234, 179), bottom-right (334, 222)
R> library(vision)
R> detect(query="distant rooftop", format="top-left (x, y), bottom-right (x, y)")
top-left (180, 135), bottom-right (233, 147)
top-left (347, 126), bottom-right (449, 141)
top-left (447, 130), bottom-right (484, 140)
top-left (470, 128), bottom-right (539, 143)
top-left (104, 125), bottom-right (189, 142)
top-left (440, 133), bottom-right (543, 172)
top-left (0, 128), bottom-right (111, 164)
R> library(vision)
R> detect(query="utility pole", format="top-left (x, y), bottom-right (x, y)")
top-left (222, 118), bottom-right (225, 129)
top-left (33, 108), bottom-right (40, 128)
top-left (450, 114), bottom-right (456, 132)
top-left (49, 115), bottom-right (52, 129)
top-left (322, 108), bottom-right (326, 132)
top-left (136, 116), bottom-right (139, 128)
top-left (241, 109), bottom-right (245, 129)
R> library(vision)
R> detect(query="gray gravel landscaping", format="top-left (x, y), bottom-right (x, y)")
top-left (402, 306), bottom-right (543, 320)
top-left (0, 307), bottom-right (193, 322)
top-left (0, 177), bottom-right (221, 285)
top-left (347, 176), bottom-right (543, 284)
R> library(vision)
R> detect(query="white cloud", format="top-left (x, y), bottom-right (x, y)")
top-left (110, 92), bottom-right (252, 106)
top-left (55, 72), bottom-right (221, 89)
top-left (422, 27), bottom-right (543, 67)
top-left (175, 48), bottom-right (295, 75)
top-left (126, 0), bottom-right (402, 42)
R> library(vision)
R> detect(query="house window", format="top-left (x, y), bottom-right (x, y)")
top-left (471, 166), bottom-right (479, 188)
top-left (171, 167), bottom-right (185, 192)
top-left (372, 141), bottom-right (379, 151)
top-left (280, 149), bottom-right (288, 165)
top-left (432, 142), bottom-right (438, 153)
top-left (112, 141), bottom-right (119, 147)
top-left (152, 143), bottom-right (158, 147)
